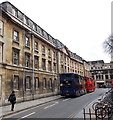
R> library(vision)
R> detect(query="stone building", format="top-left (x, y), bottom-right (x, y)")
top-left (88, 60), bottom-right (113, 88)
top-left (0, 1), bottom-right (91, 105)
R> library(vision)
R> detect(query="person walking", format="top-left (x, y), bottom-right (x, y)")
top-left (8, 91), bottom-right (16, 111)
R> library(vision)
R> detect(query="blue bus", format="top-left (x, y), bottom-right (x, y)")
top-left (59, 72), bottom-right (86, 97)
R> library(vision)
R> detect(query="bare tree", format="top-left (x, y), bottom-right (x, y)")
top-left (103, 34), bottom-right (113, 54)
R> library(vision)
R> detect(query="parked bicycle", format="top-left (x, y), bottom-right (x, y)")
top-left (95, 103), bottom-right (113, 119)
top-left (92, 89), bottom-right (113, 111)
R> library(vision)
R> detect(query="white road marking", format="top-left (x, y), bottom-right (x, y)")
top-left (68, 112), bottom-right (77, 118)
top-left (63, 98), bottom-right (70, 101)
top-left (44, 102), bottom-right (59, 109)
top-left (21, 112), bottom-right (35, 118)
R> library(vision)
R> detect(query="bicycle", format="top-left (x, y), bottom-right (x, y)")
top-left (92, 91), bottom-right (113, 111)
top-left (95, 103), bottom-right (113, 119)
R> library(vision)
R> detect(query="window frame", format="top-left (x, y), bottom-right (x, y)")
top-left (25, 36), bottom-right (30, 48)
top-left (13, 30), bottom-right (19, 42)
top-left (49, 78), bottom-right (52, 89)
top-left (13, 75), bottom-right (19, 90)
top-left (34, 56), bottom-right (39, 69)
top-left (34, 41), bottom-right (38, 52)
top-left (48, 49), bottom-right (51, 58)
top-left (0, 43), bottom-right (3, 63)
top-left (48, 61), bottom-right (52, 71)
top-left (25, 76), bottom-right (31, 90)
top-left (12, 48), bottom-right (19, 65)
top-left (43, 78), bottom-right (46, 89)
top-left (25, 52), bottom-right (30, 67)
top-left (35, 77), bottom-right (40, 89)
top-left (42, 58), bottom-right (46, 70)
top-left (0, 20), bottom-right (4, 37)
top-left (42, 45), bottom-right (45, 55)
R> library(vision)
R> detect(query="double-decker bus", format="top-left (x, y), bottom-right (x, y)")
top-left (84, 76), bottom-right (95, 92)
top-left (111, 80), bottom-right (113, 88)
top-left (59, 72), bottom-right (86, 97)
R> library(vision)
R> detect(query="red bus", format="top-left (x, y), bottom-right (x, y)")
top-left (111, 80), bottom-right (113, 88)
top-left (84, 76), bottom-right (95, 92)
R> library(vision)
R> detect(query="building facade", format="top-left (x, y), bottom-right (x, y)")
top-left (0, 1), bottom-right (91, 105)
top-left (89, 60), bottom-right (113, 88)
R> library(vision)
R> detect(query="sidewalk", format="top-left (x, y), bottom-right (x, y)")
top-left (0, 95), bottom-right (62, 119)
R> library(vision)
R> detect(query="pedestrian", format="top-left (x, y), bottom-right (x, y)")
top-left (8, 91), bottom-right (16, 111)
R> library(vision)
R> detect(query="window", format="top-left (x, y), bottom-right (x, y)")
top-left (36, 26), bottom-right (42, 35)
top-left (43, 31), bottom-right (48, 39)
top-left (53, 51), bottom-right (56, 60)
top-left (35, 77), bottom-right (39, 89)
top-left (0, 20), bottom-right (3, 36)
top-left (13, 30), bottom-right (19, 41)
top-left (48, 49), bottom-right (51, 57)
top-left (64, 56), bottom-right (66, 63)
top-left (48, 61), bottom-right (52, 71)
top-left (25, 53), bottom-right (30, 67)
top-left (54, 78), bottom-right (57, 89)
top-left (23, 16), bottom-right (28, 25)
top-left (25, 76), bottom-right (31, 90)
top-left (13, 49), bottom-right (19, 65)
top-left (105, 75), bottom-right (108, 79)
top-left (42, 45), bottom-right (45, 55)
top-left (61, 65), bottom-right (64, 73)
top-left (53, 63), bottom-right (56, 72)
top-left (42, 58), bottom-right (46, 70)
top-left (60, 54), bottom-right (63, 63)
top-left (34, 56), bottom-right (39, 69)
top-left (25, 36), bottom-right (30, 47)
top-left (12, 8), bottom-right (17, 17)
top-left (34, 41), bottom-right (38, 51)
top-left (43, 78), bottom-right (46, 88)
top-left (0, 44), bottom-right (3, 63)
top-left (13, 75), bottom-right (19, 90)
top-left (65, 66), bottom-right (67, 72)
top-left (49, 78), bottom-right (52, 88)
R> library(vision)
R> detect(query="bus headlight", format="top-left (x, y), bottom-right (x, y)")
top-left (60, 84), bottom-right (63, 86)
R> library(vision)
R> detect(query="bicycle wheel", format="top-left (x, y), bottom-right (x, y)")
top-left (92, 102), bottom-right (99, 111)
top-left (107, 107), bottom-right (113, 119)
top-left (95, 107), bottom-right (107, 119)
top-left (95, 102), bottom-right (103, 110)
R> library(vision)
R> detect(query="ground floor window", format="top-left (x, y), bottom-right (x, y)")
top-left (35, 77), bottom-right (40, 89)
top-left (43, 78), bottom-right (46, 89)
top-left (13, 75), bottom-right (19, 90)
top-left (25, 76), bottom-right (31, 90)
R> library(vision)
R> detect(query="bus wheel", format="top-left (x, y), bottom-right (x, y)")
top-left (76, 91), bottom-right (80, 97)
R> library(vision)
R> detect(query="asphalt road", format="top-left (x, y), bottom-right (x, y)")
top-left (4, 88), bottom-right (109, 119)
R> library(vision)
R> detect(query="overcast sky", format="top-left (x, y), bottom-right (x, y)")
top-left (1, 0), bottom-right (112, 63)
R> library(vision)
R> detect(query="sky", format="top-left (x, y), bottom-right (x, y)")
top-left (0, 0), bottom-right (112, 63)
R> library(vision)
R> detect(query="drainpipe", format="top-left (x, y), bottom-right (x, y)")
top-left (32, 33), bottom-right (35, 100)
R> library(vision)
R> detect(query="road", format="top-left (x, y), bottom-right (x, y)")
top-left (4, 88), bottom-right (109, 119)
